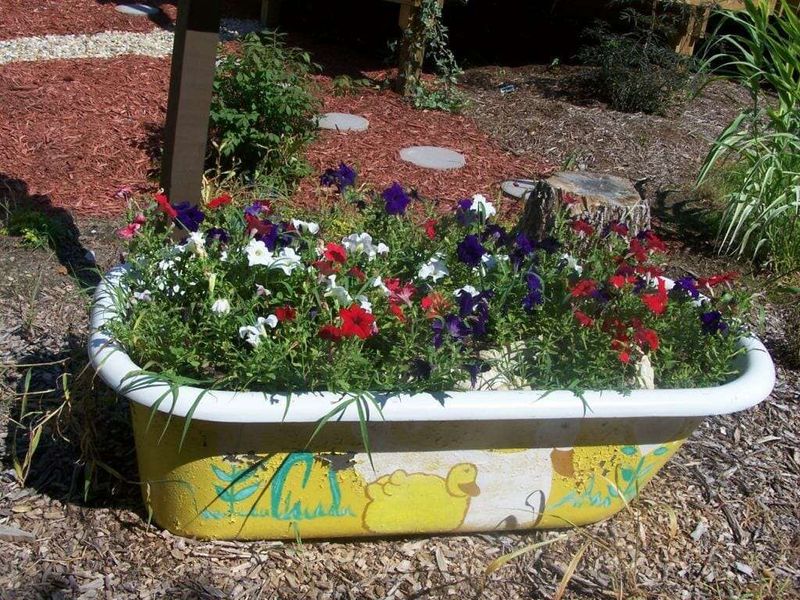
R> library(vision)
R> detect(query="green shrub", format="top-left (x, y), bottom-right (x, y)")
top-left (697, 0), bottom-right (800, 272)
top-left (209, 32), bottom-right (320, 184)
top-left (6, 209), bottom-right (65, 249)
top-left (580, 33), bottom-right (693, 114)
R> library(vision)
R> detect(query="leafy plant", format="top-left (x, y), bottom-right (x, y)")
top-left (697, 0), bottom-right (800, 272)
top-left (331, 75), bottom-right (375, 97)
top-left (397, 0), bottom-right (468, 113)
top-left (107, 164), bottom-right (749, 396)
top-left (6, 208), bottom-right (66, 249)
top-left (209, 32), bottom-right (320, 185)
top-left (579, 1), bottom-right (694, 114)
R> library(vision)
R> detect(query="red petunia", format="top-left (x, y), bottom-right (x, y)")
top-left (421, 292), bottom-right (450, 319)
top-left (389, 301), bottom-right (406, 322)
top-left (609, 221), bottom-right (629, 237)
top-left (319, 324), bottom-right (343, 342)
top-left (571, 220), bottom-right (595, 236)
top-left (422, 219), bottom-right (437, 240)
top-left (609, 274), bottom-right (635, 289)
top-left (348, 266), bottom-right (366, 282)
top-left (634, 264), bottom-right (664, 278)
top-left (275, 305), bottom-right (296, 322)
top-left (641, 230), bottom-right (667, 253)
top-left (563, 192), bottom-right (579, 205)
top-left (208, 193), bottom-right (232, 209)
top-left (324, 242), bottom-right (348, 264)
top-left (571, 279), bottom-right (598, 298)
top-left (698, 271), bottom-right (738, 288)
top-left (641, 278), bottom-right (668, 315)
top-left (312, 260), bottom-right (339, 277)
top-left (154, 193), bottom-right (177, 219)
top-left (629, 238), bottom-right (649, 263)
top-left (339, 305), bottom-right (376, 340)
top-left (618, 350), bottom-right (631, 364)
top-left (634, 327), bottom-right (660, 351)
top-left (574, 310), bottom-right (594, 327)
top-left (385, 278), bottom-right (416, 305)
top-left (245, 213), bottom-right (272, 237)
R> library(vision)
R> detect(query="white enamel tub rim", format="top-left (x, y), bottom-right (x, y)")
top-left (88, 266), bottom-right (776, 424)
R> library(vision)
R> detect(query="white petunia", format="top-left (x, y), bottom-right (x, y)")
top-left (469, 194), bottom-right (496, 219)
top-left (186, 231), bottom-right (207, 257)
top-left (158, 258), bottom-right (175, 272)
top-left (355, 295), bottom-right (373, 313)
top-left (211, 298), bottom-right (230, 315)
top-left (324, 275), bottom-right (352, 305)
top-left (239, 315), bottom-right (278, 348)
top-left (453, 285), bottom-right (480, 298)
top-left (371, 276), bottom-right (390, 296)
top-left (133, 290), bottom-right (152, 302)
top-left (271, 247), bottom-right (302, 275)
top-left (255, 284), bottom-right (271, 297)
top-left (418, 254), bottom-right (449, 282)
top-left (245, 238), bottom-right (274, 267)
top-left (342, 232), bottom-right (386, 261)
top-left (291, 219), bottom-right (320, 235)
top-left (560, 253), bottom-right (583, 275)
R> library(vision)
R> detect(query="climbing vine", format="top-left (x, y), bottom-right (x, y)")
top-left (396, 0), bottom-right (467, 113)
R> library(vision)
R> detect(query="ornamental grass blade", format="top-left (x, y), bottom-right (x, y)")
top-left (305, 395), bottom-right (355, 450)
top-left (553, 540), bottom-right (591, 600)
top-left (178, 388), bottom-right (213, 452)
top-left (355, 394), bottom-right (374, 470)
top-left (483, 534), bottom-right (568, 578)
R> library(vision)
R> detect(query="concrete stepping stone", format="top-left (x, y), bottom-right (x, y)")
top-left (399, 146), bottom-right (466, 170)
top-left (115, 3), bottom-right (161, 17)
top-left (501, 179), bottom-right (537, 199)
top-left (317, 112), bottom-right (369, 132)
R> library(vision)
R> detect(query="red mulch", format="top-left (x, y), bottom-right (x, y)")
top-left (0, 54), bottom-right (549, 218)
top-left (295, 79), bottom-right (549, 212)
top-left (0, 1), bottom-right (261, 41)
top-left (0, 56), bottom-right (170, 217)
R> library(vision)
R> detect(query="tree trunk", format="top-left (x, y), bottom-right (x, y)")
top-left (394, 2), bottom-right (426, 97)
top-left (519, 171), bottom-right (651, 240)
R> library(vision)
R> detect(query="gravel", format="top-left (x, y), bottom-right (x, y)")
top-left (0, 18), bottom-right (263, 65)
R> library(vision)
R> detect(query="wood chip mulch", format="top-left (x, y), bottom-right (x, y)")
top-left (1, 56), bottom-right (549, 218)
top-left (293, 79), bottom-right (550, 213)
top-left (0, 56), bottom-right (171, 218)
top-left (0, 1), bottom-right (174, 41)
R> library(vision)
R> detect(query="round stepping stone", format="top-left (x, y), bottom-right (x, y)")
top-left (115, 3), bottom-right (160, 17)
top-left (317, 112), bottom-right (369, 132)
top-left (399, 146), bottom-right (466, 170)
top-left (501, 179), bottom-right (538, 199)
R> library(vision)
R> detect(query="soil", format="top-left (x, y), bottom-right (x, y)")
top-left (1, 17), bottom-right (799, 600)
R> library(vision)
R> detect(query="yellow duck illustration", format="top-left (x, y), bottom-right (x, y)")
top-left (362, 463), bottom-right (480, 534)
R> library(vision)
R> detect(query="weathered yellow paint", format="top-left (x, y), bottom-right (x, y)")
top-left (130, 403), bottom-right (697, 540)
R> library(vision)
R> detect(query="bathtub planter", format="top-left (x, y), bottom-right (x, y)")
top-left (89, 270), bottom-right (775, 540)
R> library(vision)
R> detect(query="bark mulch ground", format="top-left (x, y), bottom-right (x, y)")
top-left (0, 55), bottom-right (547, 219)
top-left (0, 56), bottom-right (170, 218)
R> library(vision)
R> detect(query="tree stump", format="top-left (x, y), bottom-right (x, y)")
top-left (518, 171), bottom-right (651, 240)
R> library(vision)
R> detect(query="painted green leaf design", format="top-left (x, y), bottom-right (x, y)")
top-left (620, 446), bottom-right (637, 456)
top-left (212, 465), bottom-right (235, 482)
top-left (652, 446), bottom-right (668, 456)
top-left (232, 482), bottom-right (261, 503)
top-left (215, 484), bottom-right (236, 503)
top-left (620, 468), bottom-right (635, 482)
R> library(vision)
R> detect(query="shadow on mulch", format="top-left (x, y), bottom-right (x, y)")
top-left (1, 174), bottom-right (101, 292)
top-left (133, 122), bottom-right (165, 182)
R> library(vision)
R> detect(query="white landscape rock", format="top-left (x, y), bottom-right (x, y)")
top-left (399, 146), bottom-right (466, 170)
top-left (501, 179), bottom-right (538, 199)
top-left (317, 112), bottom-right (369, 132)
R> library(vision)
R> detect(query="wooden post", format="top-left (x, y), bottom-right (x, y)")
top-left (260, 0), bottom-right (282, 27)
top-left (395, 1), bottom-right (426, 96)
top-left (160, 0), bottom-right (221, 205)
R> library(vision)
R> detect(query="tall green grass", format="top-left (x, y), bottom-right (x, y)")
top-left (698, 0), bottom-right (800, 272)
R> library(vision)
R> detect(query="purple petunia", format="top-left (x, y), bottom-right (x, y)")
top-left (206, 227), bottom-right (230, 245)
top-left (457, 234), bottom-right (487, 267)
top-left (522, 271), bottom-right (544, 310)
top-left (320, 163), bottom-right (357, 192)
top-left (455, 198), bottom-right (476, 226)
top-left (700, 310), bottom-right (728, 334)
top-left (409, 358), bottom-right (432, 380)
top-left (431, 315), bottom-right (469, 348)
top-left (674, 276), bottom-right (700, 299)
top-left (535, 237), bottom-right (561, 254)
top-left (172, 202), bottom-right (205, 232)
top-left (382, 182), bottom-right (411, 215)
top-left (482, 224), bottom-right (509, 246)
top-left (464, 362), bottom-right (489, 389)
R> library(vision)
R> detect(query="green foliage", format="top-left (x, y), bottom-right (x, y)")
top-left (579, 3), bottom-right (694, 114)
top-left (6, 209), bottom-right (65, 249)
top-left (400, 0), bottom-right (467, 113)
top-left (331, 75), bottom-right (375, 97)
top-left (107, 171), bottom-right (749, 396)
top-left (209, 32), bottom-right (320, 185)
top-left (697, 0), bottom-right (800, 272)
